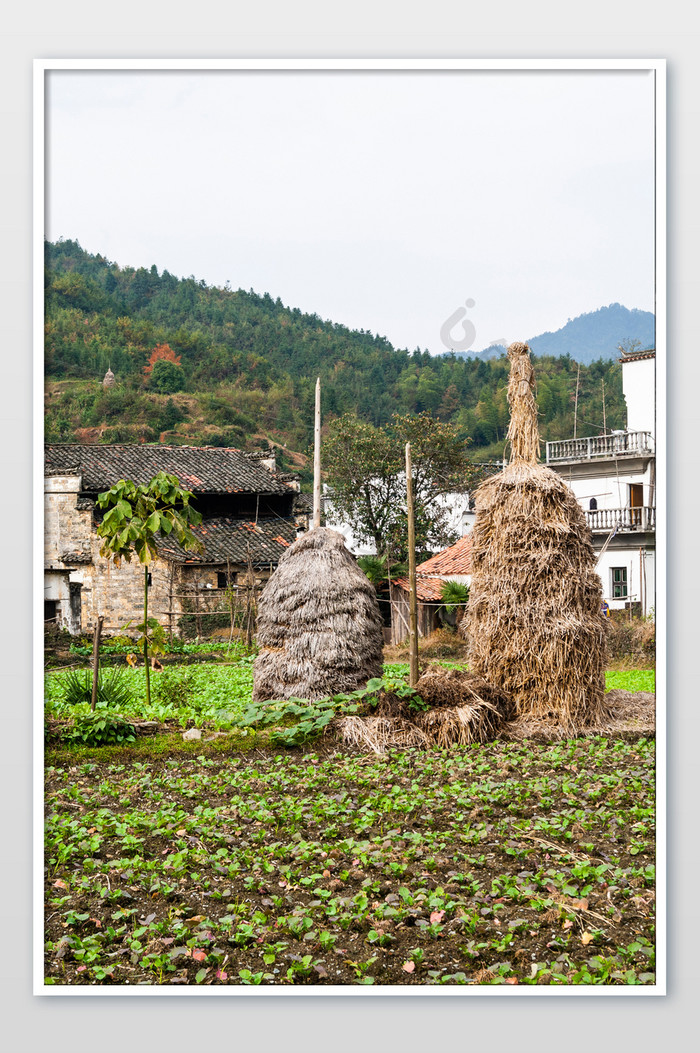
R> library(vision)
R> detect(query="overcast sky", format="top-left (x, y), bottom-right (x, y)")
top-left (45, 68), bottom-right (655, 354)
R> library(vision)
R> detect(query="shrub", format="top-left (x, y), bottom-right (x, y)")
top-left (62, 713), bottom-right (137, 746)
top-left (149, 359), bottom-right (186, 393)
top-left (605, 616), bottom-right (655, 664)
top-left (154, 667), bottom-right (193, 708)
top-left (61, 667), bottom-right (134, 709)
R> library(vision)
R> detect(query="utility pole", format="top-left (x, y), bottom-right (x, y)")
top-left (313, 376), bottom-right (321, 529)
top-left (602, 378), bottom-right (607, 435)
top-left (405, 442), bottom-right (419, 687)
top-left (573, 363), bottom-right (580, 440)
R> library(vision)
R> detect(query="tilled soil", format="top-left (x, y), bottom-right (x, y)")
top-left (44, 731), bottom-right (656, 988)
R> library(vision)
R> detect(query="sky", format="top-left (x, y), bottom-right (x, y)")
top-left (45, 67), bottom-right (656, 355)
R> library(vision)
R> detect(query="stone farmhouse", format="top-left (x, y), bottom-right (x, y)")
top-left (44, 444), bottom-right (306, 636)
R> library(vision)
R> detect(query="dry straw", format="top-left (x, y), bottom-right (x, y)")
top-left (461, 341), bottom-right (609, 733)
top-left (253, 527), bottom-right (384, 702)
top-left (337, 664), bottom-right (513, 754)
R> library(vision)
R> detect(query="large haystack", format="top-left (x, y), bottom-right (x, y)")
top-left (461, 341), bottom-right (608, 732)
top-left (253, 527), bottom-right (384, 702)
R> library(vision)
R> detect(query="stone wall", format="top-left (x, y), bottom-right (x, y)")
top-left (45, 474), bottom-right (178, 635)
top-left (44, 474), bottom-right (274, 636)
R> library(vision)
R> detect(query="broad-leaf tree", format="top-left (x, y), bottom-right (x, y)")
top-left (96, 472), bottom-right (203, 704)
top-left (323, 412), bottom-right (481, 562)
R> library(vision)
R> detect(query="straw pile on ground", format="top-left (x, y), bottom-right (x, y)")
top-left (461, 341), bottom-right (609, 734)
top-left (336, 664), bottom-right (513, 753)
top-left (253, 527), bottom-right (384, 702)
top-left (410, 665), bottom-right (513, 747)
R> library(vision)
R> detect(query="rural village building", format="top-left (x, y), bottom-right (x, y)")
top-left (545, 349), bottom-right (656, 616)
top-left (322, 486), bottom-right (474, 557)
top-left (389, 534), bottom-right (472, 645)
top-left (44, 444), bottom-right (307, 635)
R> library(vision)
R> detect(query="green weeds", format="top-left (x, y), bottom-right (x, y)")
top-left (44, 734), bottom-right (656, 988)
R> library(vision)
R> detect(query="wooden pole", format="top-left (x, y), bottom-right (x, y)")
top-left (313, 376), bottom-right (321, 529)
top-left (90, 615), bottom-right (104, 712)
top-left (602, 378), bottom-right (607, 434)
top-left (405, 442), bottom-right (419, 687)
top-left (573, 363), bottom-right (580, 440)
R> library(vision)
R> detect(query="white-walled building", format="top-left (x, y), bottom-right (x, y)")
top-left (545, 349), bottom-right (656, 616)
top-left (322, 485), bottom-right (474, 557)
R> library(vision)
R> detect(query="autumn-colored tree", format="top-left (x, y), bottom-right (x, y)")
top-left (143, 343), bottom-right (181, 379)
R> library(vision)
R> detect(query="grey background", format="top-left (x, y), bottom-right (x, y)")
top-left (2, 3), bottom-right (696, 1050)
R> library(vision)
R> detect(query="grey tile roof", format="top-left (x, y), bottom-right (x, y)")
top-left (157, 516), bottom-right (298, 566)
top-left (44, 444), bottom-right (291, 495)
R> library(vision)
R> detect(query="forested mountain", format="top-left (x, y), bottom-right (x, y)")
top-left (44, 239), bottom-right (633, 473)
top-left (460, 304), bottom-right (654, 363)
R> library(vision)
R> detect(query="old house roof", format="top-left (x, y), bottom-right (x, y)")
top-left (392, 535), bottom-right (472, 600)
top-left (392, 576), bottom-right (450, 603)
top-left (44, 444), bottom-right (291, 496)
top-left (619, 349), bottom-right (655, 363)
top-left (157, 516), bottom-right (298, 566)
top-left (415, 534), bottom-right (472, 576)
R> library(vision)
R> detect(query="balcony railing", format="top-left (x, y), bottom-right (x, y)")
top-left (585, 506), bottom-right (656, 533)
top-left (546, 431), bottom-right (654, 464)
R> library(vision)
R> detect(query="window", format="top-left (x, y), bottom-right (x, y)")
top-left (589, 497), bottom-right (597, 510)
top-left (611, 567), bottom-right (628, 599)
top-left (217, 571), bottom-right (236, 589)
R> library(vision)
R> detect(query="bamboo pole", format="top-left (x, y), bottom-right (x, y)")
top-left (405, 442), bottom-right (419, 687)
top-left (313, 376), bottom-right (321, 529)
top-left (90, 615), bottom-right (104, 712)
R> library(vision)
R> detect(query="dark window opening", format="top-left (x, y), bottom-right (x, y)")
top-left (44, 599), bottom-right (57, 623)
top-left (217, 571), bottom-right (237, 589)
top-left (611, 566), bottom-right (628, 599)
top-left (589, 497), bottom-right (597, 510)
top-left (69, 582), bottom-right (82, 623)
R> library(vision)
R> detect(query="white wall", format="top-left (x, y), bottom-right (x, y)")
top-left (597, 546), bottom-right (655, 616)
top-left (562, 466), bottom-right (654, 513)
top-left (622, 356), bottom-right (656, 437)
top-left (323, 488), bottom-right (473, 556)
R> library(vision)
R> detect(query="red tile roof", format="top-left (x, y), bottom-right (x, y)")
top-left (416, 534), bottom-right (472, 576)
top-left (392, 576), bottom-right (449, 602)
top-left (392, 535), bottom-right (472, 600)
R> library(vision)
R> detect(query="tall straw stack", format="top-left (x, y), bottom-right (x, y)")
top-left (461, 341), bottom-right (608, 732)
top-left (253, 527), bottom-right (384, 702)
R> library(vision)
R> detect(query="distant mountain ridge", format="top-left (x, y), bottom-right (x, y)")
top-left (456, 304), bottom-right (655, 365)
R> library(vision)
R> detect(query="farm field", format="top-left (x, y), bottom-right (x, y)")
top-left (43, 657), bottom-right (656, 987)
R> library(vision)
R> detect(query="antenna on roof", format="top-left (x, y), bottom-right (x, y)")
top-left (313, 377), bottom-right (321, 529)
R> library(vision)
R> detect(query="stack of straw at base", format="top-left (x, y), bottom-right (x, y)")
top-left (338, 665), bottom-right (514, 754)
top-left (461, 341), bottom-right (611, 736)
top-left (253, 527), bottom-right (384, 702)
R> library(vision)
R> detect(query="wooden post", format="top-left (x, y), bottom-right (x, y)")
top-left (245, 547), bottom-right (255, 650)
top-left (405, 442), bottom-right (419, 687)
top-left (313, 376), bottom-right (321, 528)
top-left (573, 363), bottom-right (580, 440)
top-left (90, 615), bottom-right (104, 712)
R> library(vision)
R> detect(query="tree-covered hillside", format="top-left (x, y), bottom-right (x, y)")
top-left (44, 239), bottom-right (630, 468)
